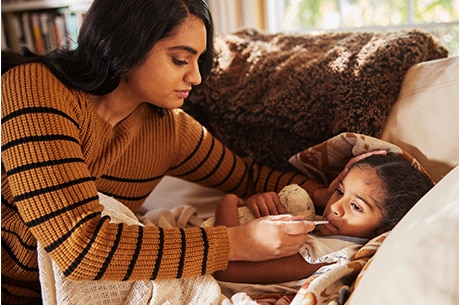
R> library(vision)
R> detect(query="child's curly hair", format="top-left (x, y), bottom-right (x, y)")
top-left (352, 153), bottom-right (434, 231)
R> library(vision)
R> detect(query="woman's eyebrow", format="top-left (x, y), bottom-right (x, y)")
top-left (169, 45), bottom-right (198, 55)
top-left (169, 46), bottom-right (207, 55)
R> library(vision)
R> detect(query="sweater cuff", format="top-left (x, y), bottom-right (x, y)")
top-left (205, 226), bottom-right (230, 273)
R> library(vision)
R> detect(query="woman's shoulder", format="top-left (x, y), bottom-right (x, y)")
top-left (2, 62), bottom-right (90, 116)
top-left (2, 62), bottom-right (70, 94)
top-left (3, 61), bottom-right (53, 78)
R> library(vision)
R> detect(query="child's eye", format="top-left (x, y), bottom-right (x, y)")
top-left (172, 58), bottom-right (187, 66)
top-left (351, 203), bottom-right (363, 213)
top-left (334, 188), bottom-right (344, 197)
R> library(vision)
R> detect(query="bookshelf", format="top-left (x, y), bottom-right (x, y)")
top-left (1, 0), bottom-right (92, 53)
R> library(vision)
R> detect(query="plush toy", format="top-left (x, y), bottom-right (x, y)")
top-left (201, 184), bottom-right (315, 227)
top-left (237, 184), bottom-right (315, 225)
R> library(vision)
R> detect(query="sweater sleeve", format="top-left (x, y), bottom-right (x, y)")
top-left (1, 63), bottom-right (229, 282)
top-left (166, 109), bottom-right (321, 198)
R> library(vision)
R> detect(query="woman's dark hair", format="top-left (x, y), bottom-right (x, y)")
top-left (1, 0), bottom-right (214, 95)
top-left (352, 153), bottom-right (434, 231)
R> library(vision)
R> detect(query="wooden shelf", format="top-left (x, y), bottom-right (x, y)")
top-left (2, 0), bottom-right (92, 13)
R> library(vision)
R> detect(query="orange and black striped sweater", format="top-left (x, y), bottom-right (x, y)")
top-left (1, 63), bottom-right (320, 304)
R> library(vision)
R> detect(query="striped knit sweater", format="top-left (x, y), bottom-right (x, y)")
top-left (1, 63), bottom-right (320, 304)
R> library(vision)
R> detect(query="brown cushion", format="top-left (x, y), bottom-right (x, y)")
top-left (184, 29), bottom-right (448, 170)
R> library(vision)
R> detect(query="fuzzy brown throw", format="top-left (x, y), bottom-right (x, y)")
top-left (184, 29), bottom-right (448, 170)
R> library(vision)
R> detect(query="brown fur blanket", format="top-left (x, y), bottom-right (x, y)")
top-left (184, 29), bottom-right (447, 170)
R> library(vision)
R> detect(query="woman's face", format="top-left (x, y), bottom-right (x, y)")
top-left (315, 166), bottom-right (386, 239)
top-left (122, 15), bottom-right (207, 109)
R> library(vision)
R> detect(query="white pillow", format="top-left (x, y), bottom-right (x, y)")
top-left (381, 56), bottom-right (459, 182)
top-left (348, 165), bottom-right (459, 305)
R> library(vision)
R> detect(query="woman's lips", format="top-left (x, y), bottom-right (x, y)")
top-left (176, 90), bottom-right (190, 99)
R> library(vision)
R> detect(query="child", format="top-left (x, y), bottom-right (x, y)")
top-left (213, 153), bottom-right (434, 284)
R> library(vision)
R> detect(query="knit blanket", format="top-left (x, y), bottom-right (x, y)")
top-left (37, 193), bottom-right (228, 305)
top-left (184, 29), bottom-right (448, 170)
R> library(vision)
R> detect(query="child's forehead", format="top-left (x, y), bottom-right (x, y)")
top-left (345, 167), bottom-right (386, 203)
top-left (347, 165), bottom-right (380, 184)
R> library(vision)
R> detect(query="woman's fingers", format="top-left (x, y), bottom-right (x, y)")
top-left (227, 215), bottom-right (314, 261)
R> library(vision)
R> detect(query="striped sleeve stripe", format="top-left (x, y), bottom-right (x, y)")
top-left (23, 193), bottom-right (98, 228)
top-left (227, 156), bottom-right (250, 196)
top-left (122, 226), bottom-right (143, 281)
top-left (175, 135), bottom-right (215, 177)
top-left (44, 212), bottom-right (100, 252)
top-left (207, 151), bottom-right (238, 189)
top-left (94, 223), bottom-right (123, 280)
top-left (63, 215), bottom-right (110, 277)
top-left (6, 158), bottom-right (85, 176)
top-left (189, 141), bottom-right (226, 183)
top-left (100, 173), bottom-right (165, 183)
top-left (200, 227), bottom-right (209, 275)
top-left (274, 170), bottom-right (290, 191)
top-left (176, 229), bottom-right (186, 278)
top-left (170, 127), bottom-right (205, 170)
top-left (1, 228), bottom-right (36, 250)
top-left (286, 174), bottom-right (301, 186)
top-left (100, 191), bottom-right (152, 202)
top-left (15, 177), bottom-right (95, 204)
top-left (1, 240), bottom-right (39, 272)
top-left (2, 134), bottom-right (79, 151)
top-left (2, 195), bottom-right (18, 211)
top-left (2, 106), bottom-right (79, 128)
top-left (262, 168), bottom-right (276, 192)
top-left (1, 285), bottom-right (41, 299)
top-left (150, 227), bottom-right (164, 280)
top-left (2, 286), bottom-right (12, 297)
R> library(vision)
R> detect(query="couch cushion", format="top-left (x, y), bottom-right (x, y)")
top-left (381, 56), bottom-right (459, 182)
top-left (184, 29), bottom-right (448, 170)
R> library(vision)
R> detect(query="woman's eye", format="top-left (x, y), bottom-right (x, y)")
top-left (172, 58), bottom-right (187, 66)
top-left (351, 203), bottom-right (363, 213)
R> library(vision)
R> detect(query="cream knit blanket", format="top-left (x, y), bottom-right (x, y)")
top-left (37, 193), bottom-right (236, 305)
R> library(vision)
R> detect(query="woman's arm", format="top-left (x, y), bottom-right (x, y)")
top-left (214, 253), bottom-right (328, 284)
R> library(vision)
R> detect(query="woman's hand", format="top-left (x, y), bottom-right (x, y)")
top-left (226, 215), bottom-right (315, 261)
top-left (244, 192), bottom-right (285, 218)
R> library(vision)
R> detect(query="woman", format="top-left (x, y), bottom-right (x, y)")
top-left (1, 0), bottom-right (320, 303)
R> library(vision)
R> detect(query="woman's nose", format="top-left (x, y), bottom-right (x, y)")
top-left (185, 62), bottom-right (202, 86)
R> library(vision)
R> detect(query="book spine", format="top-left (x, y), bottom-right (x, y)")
top-left (30, 12), bottom-right (45, 54)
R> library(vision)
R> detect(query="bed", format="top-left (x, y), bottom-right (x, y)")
top-left (40, 29), bottom-right (459, 304)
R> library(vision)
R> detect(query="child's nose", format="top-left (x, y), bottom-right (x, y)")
top-left (330, 201), bottom-right (344, 217)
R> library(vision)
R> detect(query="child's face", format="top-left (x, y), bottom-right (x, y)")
top-left (315, 166), bottom-right (385, 239)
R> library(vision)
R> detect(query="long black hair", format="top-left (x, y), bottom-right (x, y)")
top-left (352, 154), bottom-right (434, 231)
top-left (1, 0), bottom-right (214, 95)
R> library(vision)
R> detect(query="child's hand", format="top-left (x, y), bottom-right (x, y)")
top-left (245, 192), bottom-right (285, 218)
